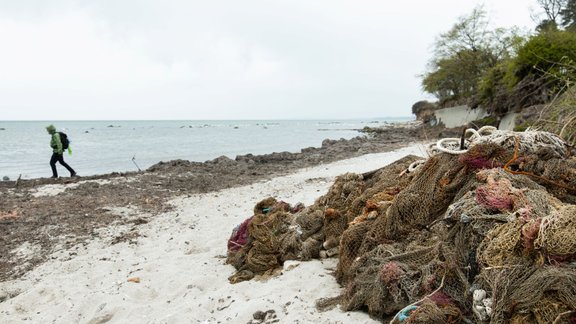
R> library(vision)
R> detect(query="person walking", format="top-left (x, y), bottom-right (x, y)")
top-left (46, 124), bottom-right (77, 178)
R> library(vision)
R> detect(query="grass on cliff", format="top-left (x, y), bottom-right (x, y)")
top-left (533, 85), bottom-right (576, 146)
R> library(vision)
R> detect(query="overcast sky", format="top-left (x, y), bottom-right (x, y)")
top-left (0, 0), bottom-right (538, 120)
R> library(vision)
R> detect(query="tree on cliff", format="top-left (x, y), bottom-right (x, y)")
top-left (421, 2), bottom-right (574, 117)
top-left (421, 6), bottom-right (521, 106)
top-left (411, 100), bottom-right (437, 122)
top-left (478, 29), bottom-right (576, 114)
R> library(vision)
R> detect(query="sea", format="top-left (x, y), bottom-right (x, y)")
top-left (0, 118), bottom-right (412, 180)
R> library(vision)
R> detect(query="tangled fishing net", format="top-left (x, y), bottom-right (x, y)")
top-left (226, 155), bottom-right (422, 284)
top-left (226, 128), bottom-right (576, 323)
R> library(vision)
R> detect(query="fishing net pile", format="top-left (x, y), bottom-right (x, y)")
top-left (226, 155), bottom-right (421, 284)
top-left (226, 128), bottom-right (576, 323)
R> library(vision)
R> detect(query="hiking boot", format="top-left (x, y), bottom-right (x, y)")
top-left (71, 173), bottom-right (78, 177)
top-left (51, 175), bottom-right (58, 178)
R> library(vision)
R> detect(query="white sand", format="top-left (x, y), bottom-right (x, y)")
top-left (0, 144), bottom-right (428, 324)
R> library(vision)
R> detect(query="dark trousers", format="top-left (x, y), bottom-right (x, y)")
top-left (50, 153), bottom-right (75, 177)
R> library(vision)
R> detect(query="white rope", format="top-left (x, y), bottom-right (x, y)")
top-left (429, 127), bottom-right (568, 157)
top-left (465, 128), bottom-right (481, 141)
top-left (408, 160), bottom-right (426, 172)
top-left (436, 137), bottom-right (468, 154)
top-left (478, 125), bottom-right (497, 136)
top-left (426, 143), bottom-right (441, 156)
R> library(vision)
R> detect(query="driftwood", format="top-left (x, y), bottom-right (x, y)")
top-left (132, 156), bottom-right (142, 172)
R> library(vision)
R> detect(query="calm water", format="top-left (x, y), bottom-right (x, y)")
top-left (0, 119), bottom-right (410, 180)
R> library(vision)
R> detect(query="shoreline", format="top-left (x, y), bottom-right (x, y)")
top-left (2, 123), bottom-right (575, 322)
top-left (1, 123), bottom-right (426, 188)
top-left (0, 144), bottom-right (429, 323)
top-left (0, 119), bottom-right (417, 182)
top-left (0, 126), bottom-right (431, 282)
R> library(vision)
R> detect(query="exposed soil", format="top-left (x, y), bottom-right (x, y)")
top-left (0, 124), bottom-right (453, 282)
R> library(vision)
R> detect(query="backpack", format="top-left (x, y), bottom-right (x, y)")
top-left (58, 132), bottom-right (70, 150)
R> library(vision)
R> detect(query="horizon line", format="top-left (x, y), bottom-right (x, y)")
top-left (1, 116), bottom-right (415, 122)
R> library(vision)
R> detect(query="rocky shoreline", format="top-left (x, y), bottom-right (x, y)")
top-left (0, 124), bottom-right (438, 282)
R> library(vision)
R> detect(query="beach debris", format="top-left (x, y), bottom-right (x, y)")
top-left (248, 309), bottom-right (278, 324)
top-left (431, 126), bottom-right (570, 158)
top-left (132, 155), bottom-right (142, 172)
top-left (2, 176), bottom-right (9, 181)
top-left (226, 198), bottom-right (300, 284)
top-left (127, 277), bottom-right (140, 283)
top-left (225, 128), bottom-right (576, 323)
top-left (216, 297), bottom-right (234, 311)
top-left (225, 156), bottom-right (421, 284)
top-left (227, 216), bottom-right (253, 252)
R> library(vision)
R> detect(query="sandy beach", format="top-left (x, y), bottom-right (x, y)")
top-left (3, 2), bottom-right (574, 322)
top-left (0, 143), bottom-right (428, 323)
top-left (0, 124), bottom-right (432, 282)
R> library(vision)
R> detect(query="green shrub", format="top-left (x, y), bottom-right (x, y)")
top-left (507, 30), bottom-right (576, 85)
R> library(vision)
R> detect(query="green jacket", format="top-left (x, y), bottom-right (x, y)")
top-left (50, 132), bottom-right (63, 154)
